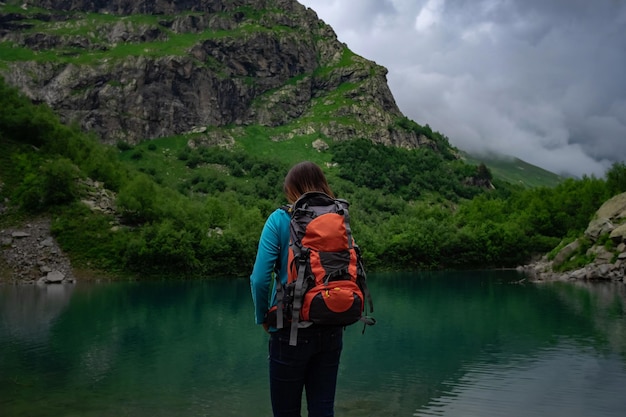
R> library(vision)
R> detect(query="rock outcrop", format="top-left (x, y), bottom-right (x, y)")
top-left (0, 218), bottom-right (75, 284)
top-left (0, 0), bottom-right (424, 149)
top-left (521, 192), bottom-right (626, 283)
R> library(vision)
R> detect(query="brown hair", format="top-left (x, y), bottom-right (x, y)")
top-left (283, 161), bottom-right (334, 203)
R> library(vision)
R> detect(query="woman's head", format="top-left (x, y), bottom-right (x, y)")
top-left (283, 161), bottom-right (334, 203)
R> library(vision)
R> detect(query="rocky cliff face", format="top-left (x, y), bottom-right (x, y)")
top-left (0, 0), bottom-right (422, 148)
top-left (521, 192), bottom-right (626, 283)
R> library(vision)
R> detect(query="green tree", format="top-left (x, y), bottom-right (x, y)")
top-left (476, 162), bottom-right (492, 181)
top-left (606, 162), bottom-right (626, 195)
top-left (116, 174), bottom-right (161, 223)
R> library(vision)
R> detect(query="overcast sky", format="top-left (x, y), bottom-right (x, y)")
top-left (298, 0), bottom-right (626, 178)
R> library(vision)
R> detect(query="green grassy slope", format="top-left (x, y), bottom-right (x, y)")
top-left (462, 152), bottom-right (564, 188)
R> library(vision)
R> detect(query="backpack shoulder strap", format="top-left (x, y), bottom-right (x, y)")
top-left (334, 198), bottom-right (354, 249)
top-left (289, 246), bottom-right (310, 346)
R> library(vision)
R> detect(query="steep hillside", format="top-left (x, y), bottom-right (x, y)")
top-left (462, 152), bottom-right (564, 188)
top-left (0, 0), bottom-right (438, 152)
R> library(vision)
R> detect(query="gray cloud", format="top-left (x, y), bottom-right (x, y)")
top-left (299, 0), bottom-right (626, 177)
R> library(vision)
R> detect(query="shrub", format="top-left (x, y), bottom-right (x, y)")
top-left (116, 141), bottom-right (134, 151)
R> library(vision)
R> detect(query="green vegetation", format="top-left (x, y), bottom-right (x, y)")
top-left (2, 77), bottom-right (625, 279)
top-left (331, 138), bottom-right (478, 201)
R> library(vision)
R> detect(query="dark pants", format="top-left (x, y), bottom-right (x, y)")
top-left (269, 326), bottom-right (343, 417)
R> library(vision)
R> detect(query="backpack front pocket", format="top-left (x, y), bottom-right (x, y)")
top-left (301, 280), bottom-right (364, 325)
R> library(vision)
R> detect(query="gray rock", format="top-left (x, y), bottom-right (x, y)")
top-left (45, 271), bottom-right (65, 284)
top-left (596, 264), bottom-right (613, 277)
top-left (570, 269), bottom-right (588, 280)
top-left (585, 218), bottom-right (614, 241)
top-left (40, 237), bottom-right (55, 247)
top-left (312, 139), bottom-right (329, 152)
top-left (552, 240), bottom-right (581, 267)
top-left (609, 223), bottom-right (626, 244)
top-left (596, 193), bottom-right (626, 221)
top-left (587, 246), bottom-right (614, 263)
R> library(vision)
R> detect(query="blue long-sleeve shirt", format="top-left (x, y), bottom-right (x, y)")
top-left (250, 208), bottom-right (290, 325)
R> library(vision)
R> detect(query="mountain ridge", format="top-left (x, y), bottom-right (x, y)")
top-left (1, 0), bottom-right (430, 150)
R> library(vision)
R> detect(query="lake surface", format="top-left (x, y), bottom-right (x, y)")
top-left (1, 270), bottom-right (626, 417)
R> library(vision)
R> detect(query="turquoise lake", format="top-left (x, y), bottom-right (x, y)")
top-left (1, 270), bottom-right (626, 416)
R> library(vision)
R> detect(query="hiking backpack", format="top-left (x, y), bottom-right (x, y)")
top-left (266, 191), bottom-right (375, 346)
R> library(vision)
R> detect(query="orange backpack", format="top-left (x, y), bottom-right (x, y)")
top-left (267, 192), bottom-right (375, 346)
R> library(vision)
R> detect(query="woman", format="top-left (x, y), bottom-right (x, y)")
top-left (250, 161), bottom-right (344, 417)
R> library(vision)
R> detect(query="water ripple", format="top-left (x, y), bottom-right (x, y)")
top-left (414, 340), bottom-right (626, 417)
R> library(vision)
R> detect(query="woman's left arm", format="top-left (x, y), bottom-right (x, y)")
top-left (250, 210), bottom-right (283, 325)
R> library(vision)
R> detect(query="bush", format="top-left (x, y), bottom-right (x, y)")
top-left (16, 158), bottom-right (81, 211)
top-left (41, 158), bottom-right (82, 205)
top-left (116, 174), bottom-right (161, 223)
top-left (117, 141), bottom-right (134, 151)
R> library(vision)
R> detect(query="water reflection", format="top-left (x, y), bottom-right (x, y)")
top-left (0, 283), bottom-right (75, 342)
top-left (545, 280), bottom-right (626, 356)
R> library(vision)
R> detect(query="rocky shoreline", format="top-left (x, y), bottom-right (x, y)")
top-left (519, 192), bottom-right (626, 284)
top-left (0, 217), bottom-right (75, 285)
top-left (519, 256), bottom-right (626, 284)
